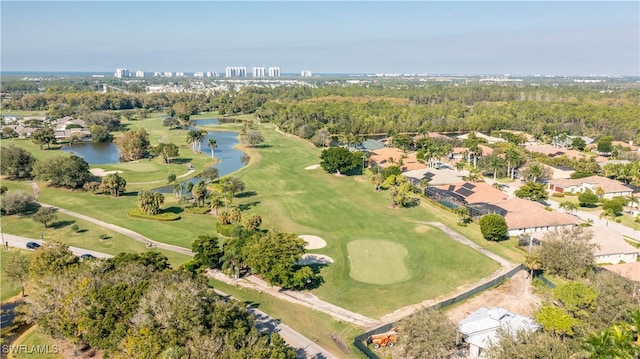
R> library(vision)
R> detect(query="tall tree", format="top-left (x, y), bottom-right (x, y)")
top-left (4, 251), bottom-right (30, 297)
top-left (31, 127), bottom-right (56, 150)
top-left (150, 143), bottom-right (179, 164)
top-left (101, 173), bottom-right (127, 197)
top-left (0, 145), bottom-right (36, 178)
top-left (138, 190), bottom-right (164, 215)
top-left (400, 307), bottom-right (459, 358)
top-left (33, 206), bottom-right (57, 228)
top-left (539, 226), bottom-right (597, 279)
top-left (207, 138), bottom-right (217, 159)
top-left (186, 129), bottom-right (206, 152)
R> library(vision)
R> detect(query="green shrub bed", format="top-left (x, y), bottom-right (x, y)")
top-left (128, 208), bottom-right (181, 221)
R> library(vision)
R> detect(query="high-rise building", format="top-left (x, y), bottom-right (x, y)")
top-left (193, 72), bottom-right (204, 78)
top-left (153, 72), bottom-right (162, 77)
top-left (301, 70), bottom-right (313, 77)
top-left (135, 70), bottom-right (145, 78)
top-left (252, 67), bottom-right (265, 77)
top-left (164, 72), bottom-right (173, 77)
top-left (268, 67), bottom-right (281, 77)
top-left (225, 67), bottom-right (247, 77)
top-left (114, 68), bottom-right (130, 78)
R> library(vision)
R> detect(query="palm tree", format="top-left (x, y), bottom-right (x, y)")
top-left (370, 173), bottom-right (384, 191)
top-left (207, 138), bottom-right (217, 159)
top-left (186, 129), bottom-right (206, 153)
top-left (482, 154), bottom-right (505, 181)
top-left (505, 146), bottom-right (522, 180)
top-left (600, 208), bottom-right (617, 227)
top-left (580, 329), bottom-right (613, 359)
top-left (523, 252), bottom-right (542, 280)
top-left (463, 167), bottom-right (483, 183)
top-left (560, 201), bottom-right (578, 214)
top-left (455, 206), bottom-right (470, 224)
top-left (173, 182), bottom-right (184, 199)
top-left (454, 161), bottom-right (466, 174)
top-left (595, 186), bottom-right (605, 201)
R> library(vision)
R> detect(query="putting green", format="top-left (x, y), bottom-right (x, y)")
top-left (347, 240), bottom-right (409, 285)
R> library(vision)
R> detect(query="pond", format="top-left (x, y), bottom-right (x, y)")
top-left (60, 118), bottom-right (249, 192)
top-left (60, 142), bottom-right (120, 165)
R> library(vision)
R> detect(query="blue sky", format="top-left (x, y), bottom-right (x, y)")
top-left (2, 1), bottom-right (638, 75)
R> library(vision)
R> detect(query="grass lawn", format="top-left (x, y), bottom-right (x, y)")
top-left (232, 124), bottom-right (501, 318)
top-left (0, 211), bottom-right (191, 268)
top-left (209, 279), bottom-right (362, 359)
top-left (9, 328), bottom-right (63, 359)
top-left (1, 249), bottom-right (30, 302)
top-left (548, 194), bottom-right (601, 212)
top-left (347, 239), bottom-right (409, 285)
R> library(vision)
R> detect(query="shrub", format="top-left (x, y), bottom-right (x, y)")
top-left (71, 224), bottom-right (80, 233)
top-left (183, 206), bottom-right (210, 215)
top-left (99, 233), bottom-right (109, 239)
top-left (479, 214), bottom-right (508, 241)
top-left (127, 208), bottom-right (180, 221)
top-left (216, 222), bottom-right (237, 237)
top-left (551, 192), bottom-right (565, 198)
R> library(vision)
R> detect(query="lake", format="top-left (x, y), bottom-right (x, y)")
top-left (60, 118), bottom-right (248, 192)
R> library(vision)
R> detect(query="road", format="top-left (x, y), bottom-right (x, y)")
top-left (2, 233), bottom-right (113, 258)
top-left (0, 234), bottom-right (335, 359)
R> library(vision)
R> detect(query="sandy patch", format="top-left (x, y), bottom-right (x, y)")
top-left (90, 168), bottom-right (122, 176)
top-left (444, 270), bottom-right (542, 323)
top-left (297, 254), bottom-right (334, 265)
top-left (299, 235), bottom-right (327, 249)
top-left (305, 164), bottom-right (320, 170)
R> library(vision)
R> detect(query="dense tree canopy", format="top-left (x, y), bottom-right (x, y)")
top-left (320, 147), bottom-right (364, 174)
top-left (539, 227), bottom-right (597, 279)
top-left (33, 155), bottom-right (91, 188)
top-left (0, 145), bottom-right (36, 178)
top-left (479, 214), bottom-right (508, 241)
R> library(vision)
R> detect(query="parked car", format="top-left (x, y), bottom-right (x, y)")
top-left (26, 242), bottom-right (41, 250)
top-left (80, 253), bottom-right (96, 260)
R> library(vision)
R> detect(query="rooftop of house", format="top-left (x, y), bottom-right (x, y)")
top-left (602, 262), bottom-right (640, 282)
top-left (589, 226), bottom-right (640, 257)
top-left (457, 132), bottom-right (506, 144)
top-left (369, 147), bottom-right (427, 171)
top-left (524, 144), bottom-right (588, 159)
top-left (436, 182), bottom-right (508, 204)
top-left (459, 306), bottom-right (539, 350)
top-left (548, 175), bottom-right (634, 194)
top-left (586, 141), bottom-right (637, 151)
top-left (403, 167), bottom-right (468, 186)
top-left (413, 132), bottom-right (450, 141)
top-left (494, 197), bottom-right (579, 230)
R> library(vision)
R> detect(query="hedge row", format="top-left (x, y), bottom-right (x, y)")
top-left (128, 208), bottom-right (181, 221)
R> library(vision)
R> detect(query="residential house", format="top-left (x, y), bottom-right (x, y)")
top-left (459, 306), bottom-right (539, 359)
top-left (547, 165), bottom-right (574, 180)
top-left (548, 176), bottom-right (634, 199)
top-left (457, 132), bottom-right (506, 145)
top-left (368, 147), bottom-right (426, 171)
top-left (589, 226), bottom-right (639, 264)
top-left (403, 167), bottom-right (468, 187)
top-left (603, 262), bottom-right (640, 282)
top-left (428, 182), bottom-right (578, 235)
top-left (525, 144), bottom-right (588, 160)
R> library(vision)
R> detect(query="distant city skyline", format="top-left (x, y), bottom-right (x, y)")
top-left (1, 1), bottom-right (638, 76)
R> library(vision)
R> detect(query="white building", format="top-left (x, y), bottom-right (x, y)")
top-left (459, 307), bottom-right (539, 358)
top-left (193, 72), bottom-right (204, 78)
top-left (176, 72), bottom-right (185, 77)
top-left (153, 72), bottom-right (162, 77)
top-left (135, 70), bottom-right (145, 78)
top-left (301, 70), bottom-right (313, 77)
top-left (225, 66), bottom-right (247, 77)
top-left (164, 72), bottom-right (173, 77)
top-left (252, 67), bottom-right (265, 77)
top-left (114, 68), bottom-right (130, 78)
top-left (268, 67), bottom-right (281, 77)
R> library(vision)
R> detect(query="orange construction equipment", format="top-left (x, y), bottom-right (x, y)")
top-left (366, 328), bottom-right (398, 349)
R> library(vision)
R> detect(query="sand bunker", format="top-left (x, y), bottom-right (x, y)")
top-left (90, 168), bottom-right (123, 176)
top-left (305, 164), bottom-right (320, 170)
top-left (299, 235), bottom-right (327, 249)
top-left (297, 254), bottom-right (334, 265)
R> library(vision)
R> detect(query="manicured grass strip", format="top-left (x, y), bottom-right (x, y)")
top-left (0, 211), bottom-right (191, 269)
top-left (347, 239), bottom-right (409, 285)
top-left (10, 327), bottom-right (63, 359)
top-left (209, 279), bottom-right (362, 359)
top-left (233, 124), bottom-right (501, 317)
top-left (1, 249), bottom-right (30, 302)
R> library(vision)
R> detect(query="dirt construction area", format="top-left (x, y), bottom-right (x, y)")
top-left (444, 270), bottom-right (542, 323)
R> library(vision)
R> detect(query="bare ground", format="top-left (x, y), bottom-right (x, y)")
top-left (444, 270), bottom-right (542, 323)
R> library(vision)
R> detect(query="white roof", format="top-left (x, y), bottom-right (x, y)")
top-left (459, 307), bottom-right (539, 350)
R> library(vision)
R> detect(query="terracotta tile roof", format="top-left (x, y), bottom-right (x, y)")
top-left (603, 262), bottom-right (640, 282)
top-left (493, 198), bottom-right (579, 230)
top-left (436, 182), bottom-right (508, 204)
top-left (586, 141), bottom-right (638, 151)
top-left (589, 226), bottom-right (640, 256)
top-left (413, 132), bottom-right (450, 141)
top-left (548, 176), bottom-right (633, 194)
top-left (525, 144), bottom-right (588, 159)
top-left (369, 148), bottom-right (426, 171)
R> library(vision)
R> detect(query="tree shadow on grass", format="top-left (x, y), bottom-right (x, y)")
top-left (236, 191), bottom-right (257, 198)
top-left (163, 206), bottom-right (184, 214)
top-left (121, 192), bottom-right (139, 197)
top-left (50, 220), bottom-right (75, 229)
top-left (171, 158), bottom-right (193, 165)
top-left (237, 201), bottom-right (260, 211)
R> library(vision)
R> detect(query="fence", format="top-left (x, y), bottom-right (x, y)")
top-left (354, 264), bottom-right (524, 359)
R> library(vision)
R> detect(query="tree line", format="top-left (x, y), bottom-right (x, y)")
top-left (7, 242), bottom-right (296, 358)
